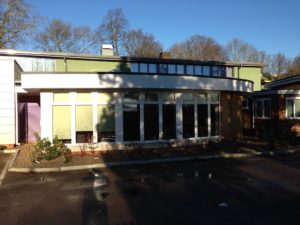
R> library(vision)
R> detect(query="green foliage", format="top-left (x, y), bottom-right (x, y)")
top-left (30, 134), bottom-right (72, 163)
top-left (0, 145), bottom-right (7, 150)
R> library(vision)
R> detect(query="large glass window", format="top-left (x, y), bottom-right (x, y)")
top-left (145, 92), bottom-right (158, 102)
top-left (203, 66), bottom-right (210, 76)
top-left (194, 65), bottom-right (202, 75)
top-left (186, 65), bottom-right (194, 75)
top-left (163, 104), bottom-right (176, 139)
top-left (177, 65), bottom-right (185, 74)
top-left (286, 98), bottom-right (300, 119)
top-left (162, 92), bottom-right (175, 102)
top-left (220, 67), bottom-right (226, 77)
top-left (53, 106), bottom-right (71, 143)
top-left (197, 104), bottom-right (208, 137)
top-left (76, 106), bottom-right (93, 143)
top-left (144, 104), bottom-right (159, 140)
top-left (149, 64), bottom-right (157, 73)
top-left (168, 64), bottom-right (176, 74)
top-left (123, 104), bottom-right (140, 141)
top-left (160, 64), bottom-right (168, 73)
top-left (53, 93), bottom-right (69, 103)
top-left (124, 91), bottom-right (139, 102)
top-left (227, 67), bottom-right (234, 77)
top-left (131, 63), bottom-right (139, 72)
top-left (182, 104), bottom-right (195, 138)
top-left (97, 105), bottom-right (115, 142)
top-left (255, 99), bottom-right (271, 118)
top-left (77, 93), bottom-right (92, 103)
top-left (212, 66), bottom-right (220, 77)
top-left (140, 63), bottom-right (148, 73)
top-left (211, 104), bottom-right (220, 136)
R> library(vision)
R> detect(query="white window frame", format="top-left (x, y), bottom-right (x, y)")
top-left (255, 98), bottom-right (271, 119)
top-left (242, 98), bottom-right (249, 110)
top-left (286, 97), bottom-right (300, 119)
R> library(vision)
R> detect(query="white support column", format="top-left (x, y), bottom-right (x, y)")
top-left (115, 92), bottom-right (123, 143)
top-left (158, 93), bottom-right (163, 140)
top-left (40, 92), bottom-right (53, 141)
top-left (92, 92), bottom-right (98, 143)
top-left (70, 92), bottom-right (76, 144)
top-left (176, 93), bottom-right (183, 139)
top-left (139, 92), bottom-right (145, 142)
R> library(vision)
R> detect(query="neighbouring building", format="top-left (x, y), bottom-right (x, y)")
top-left (250, 75), bottom-right (300, 140)
top-left (0, 48), bottom-right (263, 150)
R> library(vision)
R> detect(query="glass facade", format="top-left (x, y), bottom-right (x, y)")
top-left (50, 91), bottom-right (221, 144)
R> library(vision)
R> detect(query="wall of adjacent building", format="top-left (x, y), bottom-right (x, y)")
top-left (0, 60), bottom-right (20, 147)
top-left (237, 67), bottom-right (262, 91)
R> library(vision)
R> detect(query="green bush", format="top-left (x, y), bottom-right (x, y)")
top-left (30, 134), bottom-right (72, 163)
top-left (0, 145), bottom-right (7, 150)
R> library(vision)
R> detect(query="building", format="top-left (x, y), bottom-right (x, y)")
top-left (0, 48), bottom-right (263, 150)
top-left (250, 75), bottom-right (300, 140)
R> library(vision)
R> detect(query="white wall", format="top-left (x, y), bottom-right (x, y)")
top-left (0, 60), bottom-right (16, 145)
top-left (22, 73), bottom-right (254, 93)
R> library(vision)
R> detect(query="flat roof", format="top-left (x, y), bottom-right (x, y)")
top-left (0, 49), bottom-right (265, 67)
top-left (264, 74), bottom-right (300, 89)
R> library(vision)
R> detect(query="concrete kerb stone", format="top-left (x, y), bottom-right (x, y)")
top-left (7, 149), bottom-right (298, 173)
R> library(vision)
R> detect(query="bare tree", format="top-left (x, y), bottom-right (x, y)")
top-left (169, 35), bottom-right (225, 61)
top-left (123, 29), bottom-right (163, 57)
top-left (96, 8), bottom-right (128, 55)
top-left (269, 53), bottom-right (289, 79)
top-left (0, 0), bottom-right (37, 48)
top-left (72, 26), bottom-right (97, 54)
top-left (225, 38), bottom-right (259, 62)
top-left (287, 54), bottom-right (300, 76)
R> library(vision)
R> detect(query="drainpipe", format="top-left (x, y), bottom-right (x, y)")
top-left (64, 56), bottom-right (67, 72)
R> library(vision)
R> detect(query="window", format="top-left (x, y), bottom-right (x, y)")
top-left (220, 67), bottom-right (226, 77)
top-left (97, 105), bottom-right (115, 142)
top-left (76, 106), bottom-right (93, 143)
top-left (163, 104), bottom-right (176, 139)
top-left (212, 66), bottom-right (220, 77)
top-left (131, 63), bottom-right (139, 72)
top-left (203, 66), bottom-right (210, 76)
top-left (77, 93), bottom-right (92, 103)
top-left (186, 65), bottom-right (194, 75)
top-left (227, 67), bottom-right (234, 77)
top-left (211, 104), bottom-right (220, 136)
top-left (53, 93), bottom-right (69, 103)
top-left (182, 104), bottom-right (195, 138)
top-left (162, 92), bottom-right (175, 102)
top-left (255, 99), bottom-right (271, 119)
top-left (182, 93), bottom-right (194, 103)
top-left (194, 65), bottom-right (202, 75)
top-left (210, 92), bottom-right (220, 102)
top-left (242, 98), bottom-right (249, 109)
top-left (124, 91), bottom-right (139, 102)
top-left (160, 64), bottom-right (168, 73)
top-left (149, 64), bottom-right (157, 73)
top-left (53, 106), bottom-right (71, 143)
top-left (168, 64), bottom-right (176, 74)
top-left (144, 104), bottom-right (159, 140)
top-left (140, 63), bottom-right (148, 73)
top-left (197, 104), bottom-right (208, 137)
top-left (123, 104), bottom-right (140, 141)
top-left (197, 92), bottom-right (208, 103)
top-left (177, 65), bottom-right (185, 74)
top-left (145, 92), bottom-right (158, 102)
top-left (286, 98), bottom-right (300, 119)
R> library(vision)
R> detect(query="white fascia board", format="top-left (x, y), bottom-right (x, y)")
top-left (21, 73), bottom-right (253, 93)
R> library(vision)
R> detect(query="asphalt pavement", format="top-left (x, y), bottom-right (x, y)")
top-left (0, 153), bottom-right (299, 225)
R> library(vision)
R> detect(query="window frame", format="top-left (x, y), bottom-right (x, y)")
top-left (286, 97), bottom-right (300, 119)
top-left (255, 98), bottom-right (271, 119)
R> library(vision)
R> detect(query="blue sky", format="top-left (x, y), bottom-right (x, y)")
top-left (27, 0), bottom-right (300, 58)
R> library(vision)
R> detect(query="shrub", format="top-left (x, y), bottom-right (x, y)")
top-left (0, 145), bottom-right (7, 150)
top-left (30, 134), bottom-right (72, 163)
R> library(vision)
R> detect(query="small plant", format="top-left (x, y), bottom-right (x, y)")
top-left (30, 134), bottom-right (72, 163)
top-left (0, 145), bottom-right (7, 150)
